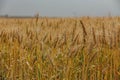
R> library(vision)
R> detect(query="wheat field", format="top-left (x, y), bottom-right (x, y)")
top-left (0, 17), bottom-right (120, 80)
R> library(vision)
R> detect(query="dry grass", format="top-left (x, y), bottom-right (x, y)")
top-left (0, 17), bottom-right (120, 80)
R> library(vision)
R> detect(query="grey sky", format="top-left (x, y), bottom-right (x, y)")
top-left (0, 0), bottom-right (120, 17)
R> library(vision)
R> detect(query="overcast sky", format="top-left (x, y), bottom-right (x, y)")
top-left (0, 0), bottom-right (120, 17)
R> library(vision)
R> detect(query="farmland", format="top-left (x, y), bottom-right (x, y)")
top-left (0, 17), bottom-right (120, 80)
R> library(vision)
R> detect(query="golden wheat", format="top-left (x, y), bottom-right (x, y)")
top-left (0, 17), bottom-right (120, 80)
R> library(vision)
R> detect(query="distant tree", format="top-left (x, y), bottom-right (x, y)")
top-left (5, 14), bottom-right (8, 17)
